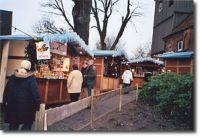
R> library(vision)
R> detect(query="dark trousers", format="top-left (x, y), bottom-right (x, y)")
top-left (87, 85), bottom-right (93, 96)
top-left (9, 122), bottom-right (33, 130)
top-left (123, 83), bottom-right (131, 88)
top-left (70, 93), bottom-right (80, 102)
top-left (123, 83), bottom-right (131, 94)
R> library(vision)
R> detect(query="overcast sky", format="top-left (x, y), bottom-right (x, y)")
top-left (0, 0), bottom-right (195, 58)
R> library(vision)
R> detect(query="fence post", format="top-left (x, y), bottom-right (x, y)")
top-left (35, 104), bottom-right (46, 131)
top-left (119, 85), bottom-right (122, 112)
top-left (90, 90), bottom-right (94, 128)
top-left (44, 111), bottom-right (47, 131)
top-left (136, 83), bottom-right (139, 102)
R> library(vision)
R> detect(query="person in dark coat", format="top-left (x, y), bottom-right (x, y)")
top-left (84, 59), bottom-right (96, 96)
top-left (2, 60), bottom-right (41, 131)
top-left (80, 60), bottom-right (88, 98)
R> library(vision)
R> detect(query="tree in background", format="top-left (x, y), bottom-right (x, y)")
top-left (96, 35), bottom-right (125, 50)
top-left (92, 0), bottom-right (141, 50)
top-left (34, 0), bottom-right (141, 49)
top-left (34, 0), bottom-right (92, 44)
top-left (132, 41), bottom-right (151, 59)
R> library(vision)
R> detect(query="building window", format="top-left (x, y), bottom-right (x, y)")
top-left (169, 0), bottom-right (174, 7)
top-left (158, 0), bottom-right (163, 13)
top-left (177, 41), bottom-right (184, 51)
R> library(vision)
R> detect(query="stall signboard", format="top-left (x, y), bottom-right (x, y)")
top-left (36, 42), bottom-right (51, 60)
top-left (50, 42), bottom-right (67, 56)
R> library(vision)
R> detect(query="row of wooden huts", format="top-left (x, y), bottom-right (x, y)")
top-left (0, 33), bottom-right (164, 105)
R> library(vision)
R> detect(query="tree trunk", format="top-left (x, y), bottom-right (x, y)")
top-left (72, 0), bottom-right (92, 45)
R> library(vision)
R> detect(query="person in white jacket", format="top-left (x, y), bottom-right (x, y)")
top-left (67, 64), bottom-right (83, 102)
top-left (122, 67), bottom-right (133, 94)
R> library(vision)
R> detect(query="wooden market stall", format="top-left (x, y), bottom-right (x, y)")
top-left (124, 57), bottom-right (164, 88)
top-left (157, 52), bottom-right (194, 74)
top-left (0, 33), bottom-right (93, 105)
top-left (92, 50), bottom-right (128, 92)
top-left (0, 34), bottom-right (130, 105)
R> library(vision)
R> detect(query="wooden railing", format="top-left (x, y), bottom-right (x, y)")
top-left (34, 84), bottom-right (139, 131)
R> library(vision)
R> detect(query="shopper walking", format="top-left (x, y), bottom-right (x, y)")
top-left (2, 60), bottom-right (41, 131)
top-left (122, 66), bottom-right (133, 94)
top-left (67, 64), bottom-right (83, 102)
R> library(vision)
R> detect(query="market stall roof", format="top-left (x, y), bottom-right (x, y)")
top-left (0, 34), bottom-right (132, 59)
top-left (0, 35), bottom-right (43, 41)
top-left (93, 50), bottom-right (118, 57)
top-left (43, 33), bottom-right (94, 57)
top-left (127, 57), bottom-right (164, 66)
top-left (93, 49), bottom-right (130, 61)
top-left (112, 49), bottom-right (130, 61)
top-left (157, 51), bottom-right (194, 59)
top-left (0, 33), bottom-right (94, 57)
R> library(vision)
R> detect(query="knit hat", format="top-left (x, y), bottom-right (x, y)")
top-left (21, 60), bottom-right (31, 70)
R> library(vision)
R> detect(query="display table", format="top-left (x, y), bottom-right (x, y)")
top-left (36, 78), bottom-right (70, 105)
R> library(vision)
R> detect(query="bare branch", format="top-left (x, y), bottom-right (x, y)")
top-left (112, 0), bottom-right (119, 7)
top-left (92, 0), bottom-right (102, 35)
top-left (33, 17), bottom-right (66, 34)
top-left (40, 10), bottom-right (63, 16)
top-left (110, 0), bottom-right (141, 50)
top-left (97, 0), bottom-right (105, 8)
top-left (97, 8), bottom-right (105, 13)
top-left (91, 25), bottom-right (98, 29)
top-left (41, 0), bottom-right (74, 31)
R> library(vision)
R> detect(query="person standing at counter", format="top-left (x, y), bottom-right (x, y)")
top-left (84, 59), bottom-right (96, 96)
top-left (80, 60), bottom-right (89, 98)
top-left (2, 60), bottom-right (41, 130)
top-left (67, 64), bottom-right (83, 102)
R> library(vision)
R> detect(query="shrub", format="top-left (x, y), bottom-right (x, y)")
top-left (139, 73), bottom-right (193, 126)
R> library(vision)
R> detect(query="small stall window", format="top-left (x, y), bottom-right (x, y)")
top-left (104, 57), bottom-right (121, 78)
top-left (134, 66), bottom-right (144, 77)
top-left (26, 41), bottom-right (70, 79)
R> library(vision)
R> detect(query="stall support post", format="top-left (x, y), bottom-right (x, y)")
top-left (136, 83), bottom-right (139, 102)
top-left (119, 85), bottom-right (122, 112)
top-left (35, 104), bottom-right (46, 131)
top-left (90, 90), bottom-right (94, 128)
top-left (0, 41), bottom-right (10, 103)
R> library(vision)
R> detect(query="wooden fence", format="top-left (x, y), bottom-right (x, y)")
top-left (34, 84), bottom-right (139, 131)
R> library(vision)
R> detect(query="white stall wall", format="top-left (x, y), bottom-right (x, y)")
top-left (7, 40), bottom-right (28, 76)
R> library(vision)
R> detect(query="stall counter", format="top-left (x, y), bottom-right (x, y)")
top-left (36, 78), bottom-right (70, 105)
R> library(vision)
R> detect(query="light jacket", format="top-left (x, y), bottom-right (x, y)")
top-left (67, 70), bottom-right (83, 93)
top-left (122, 70), bottom-right (133, 84)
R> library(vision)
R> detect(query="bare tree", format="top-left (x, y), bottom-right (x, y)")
top-left (91, 0), bottom-right (141, 50)
top-left (133, 42), bottom-right (151, 59)
top-left (34, 0), bottom-right (92, 44)
top-left (34, 17), bottom-right (67, 34)
top-left (34, 0), bottom-right (141, 48)
top-left (96, 35), bottom-right (125, 50)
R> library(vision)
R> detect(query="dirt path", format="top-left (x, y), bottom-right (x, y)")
top-left (83, 101), bottom-right (192, 132)
top-left (48, 90), bottom-right (136, 131)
